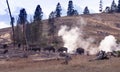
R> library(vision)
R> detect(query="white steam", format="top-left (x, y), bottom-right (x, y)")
top-left (58, 17), bottom-right (120, 55)
top-left (98, 35), bottom-right (119, 52)
top-left (58, 25), bottom-right (82, 53)
top-left (58, 25), bottom-right (98, 54)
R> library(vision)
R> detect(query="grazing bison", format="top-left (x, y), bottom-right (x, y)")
top-left (3, 44), bottom-right (8, 49)
top-left (3, 49), bottom-right (8, 54)
top-left (58, 47), bottom-right (68, 53)
top-left (76, 47), bottom-right (84, 55)
top-left (27, 45), bottom-right (41, 52)
top-left (28, 47), bottom-right (41, 52)
top-left (43, 46), bottom-right (55, 52)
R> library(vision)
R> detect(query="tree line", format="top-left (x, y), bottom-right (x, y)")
top-left (13, 0), bottom-right (120, 49)
top-left (104, 0), bottom-right (120, 13)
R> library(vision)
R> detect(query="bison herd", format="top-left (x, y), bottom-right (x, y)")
top-left (0, 44), bottom-right (86, 55)
top-left (27, 45), bottom-right (85, 54)
top-left (1, 44), bottom-right (120, 62)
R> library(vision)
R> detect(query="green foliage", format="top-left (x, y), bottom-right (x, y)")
top-left (118, 0), bottom-right (120, 12)
top-left (99, 0), bottom-right (103, 12)
top-left (67, 0), bottom-right (79, 16)
top-left (111, 0), bottom-right (117, 13)
top-left (34, 5), bottom-right (43, 21)
top-left (83, 6), bottom-right (90, 14)
top-left (17, 8), bottom-right (27, 24)
top-left (104, 6), bottom-right (111, 13)
top-left (74, 10), bottom-right (79, 15)
top-left (48, 11), bottom-right (56, 35)
top-left (29, 21), bottom-right (43, 43)
top-left (14, 24), bottom-right (24, 44)
top-left (104, 0), bottom-right (117, 13)
top-left (55, 2), bottom-right (62, 17)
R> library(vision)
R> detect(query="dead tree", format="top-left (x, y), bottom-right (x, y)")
top-left (6, 0), bottom-right (15, 46)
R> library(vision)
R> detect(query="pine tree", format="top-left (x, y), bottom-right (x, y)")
top-left (30, 22), bottom-right (40, 42)
top-left (18, 8), bottom-right (28, 50)
top-left (55, 2), bottom-right (62, 17)
top-left (67, 0), bottom-right (74, 16)
top-left (118, 0), bottom-right (120, 12)
top-left (18, 8), bottom-right (27, 24)
top-left (48, 11), bottom-right (56, 45)
top-left (14, 24), bottom-right (23, 44)
top-left (34, 5), bottom-right (43, 21)
top-left (99, 0), bottom-right (103, 12)
top-left (105, 6), bottom-right (111, 13)
top-left (111, 0), bottom-right (117, 13)
top-left (48, 11), bottom-right (56, 35)
top-left (73, 10), bottom-right (79, 15)
top-left (83, 6), bottom-right (90, 14)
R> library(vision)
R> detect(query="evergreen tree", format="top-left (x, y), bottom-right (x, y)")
top-left (25, 23), bottom-right (31, 43)
top-left (73, 10), bottom-right (79, 15)
top-left (30, 22), bottom-right (40, 43)
top-left (99, 0), bottom-right (103, 12)
top-left (111, 0), bottom-right (117, 12)
top-left (33, 5), bottom-right (43, 44)
top-left (48, 11), bottom-right (56, 45)
top-left (18, 8), bottom-right (27, 24)
top-left (55, 2), bottom-right (62, 17)
top-left (83, 6), bottom-right (90, 14)
top-left (34, 5), bottom-right (43, 21)
top-left (14, 24), bottom-right (23, 44)
top-left (105, 6), bottom-right (111, 13)
top-left (17, 8), bottom-right (28, 50)
top-left (48, 11), bottom-right (56, 35)
top-left (118, 0), bottom-right (120, 12)
top-left (67, 0), bottom-right (74, 16)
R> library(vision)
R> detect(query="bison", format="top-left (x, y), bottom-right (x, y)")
top-left (3, 44), bottom-right (8, 49)
top-left (57, 47), bottom-right (68, 53)
top-left (3, 49), bottom-right (8, 54)
top-left (43, 46), bottom-right (55, 52)
top-left (76, 47), bottom-right (84, 55)
top-left (28, 47), bottom-right (41, 52)
top-left (27, 45), bottom-right (41, 52)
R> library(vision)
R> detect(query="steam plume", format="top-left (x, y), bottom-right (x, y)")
top-left (98, 35), bottom-right (118, 52)
top-left (58, 25), bottom-right (81, 53)
top-left (58, 25), bottom-right (97, 54)
top-left (58, 16), bottom-right (120, 54)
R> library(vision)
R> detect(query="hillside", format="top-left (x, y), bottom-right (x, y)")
top-left (0, 13), bottom-right (120, 44)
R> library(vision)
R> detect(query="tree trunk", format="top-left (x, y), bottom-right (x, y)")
top-left (23, 24), bottom-right (29, 51)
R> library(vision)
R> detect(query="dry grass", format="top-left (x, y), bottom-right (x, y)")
top-left (0, 13), bottom-right (120, 72)
top-left (0, 55), bottom-right (120, 72)
top-left (1, 13), bottom-right (120, 44)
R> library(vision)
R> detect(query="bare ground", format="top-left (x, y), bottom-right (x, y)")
top-left (0, 55), bottom-right (120, 72)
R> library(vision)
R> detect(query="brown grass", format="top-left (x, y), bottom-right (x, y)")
top-left (0, 55), bottom-right (120, 72)
top-left (1, 13), bottom-right (120, 44)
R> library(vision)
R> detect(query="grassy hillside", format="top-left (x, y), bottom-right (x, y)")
top-left (1, 13), bottom-right (120, 44)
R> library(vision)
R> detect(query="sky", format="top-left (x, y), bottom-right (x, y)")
top-left (0, 0), bottom-right (118, 29)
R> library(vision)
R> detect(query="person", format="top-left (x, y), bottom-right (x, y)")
top-left (63, 54), bottom-right (72, 64)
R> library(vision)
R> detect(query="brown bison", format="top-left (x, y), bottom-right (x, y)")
top-left (27, 45), bottom-right (41, 52)
top-left (28, 47), bottom-right (41, 52)
top-left (43, 46), bottom-right (55, 52)
top-left (76, 47), bottom-right (84, 55)
top-left (57, 47), bottom-right (68, 53)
